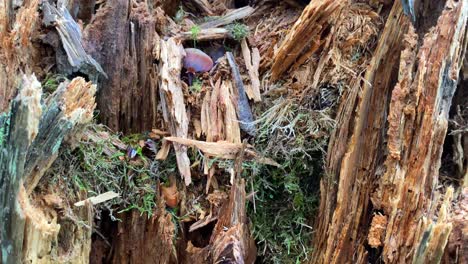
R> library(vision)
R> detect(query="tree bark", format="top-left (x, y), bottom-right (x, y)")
top-left (312, 0), bottom-right (468, 263)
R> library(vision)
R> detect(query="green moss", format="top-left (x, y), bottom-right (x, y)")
top-left (228, 23), bottom-right (249, 42)
top-left (245, 96), bottom-right (335, 263)
top-left (44, 125), bottom-right (179, 220)
top-left (190, 77), bottom-right (203, 94)
top-left (42, 74), bottom-right (66, 95)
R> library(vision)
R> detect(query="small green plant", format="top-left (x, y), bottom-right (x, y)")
top-left (190, 77), bottom-right (202, 93)
top-left (42, 74), bottom-right (66, 95)
top-left (190, 25), bottom-right (201, 47)
top-left (228, 23), bottom-right (249, 42)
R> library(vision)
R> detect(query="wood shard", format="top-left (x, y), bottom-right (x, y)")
top-left (210, 179), bottom-right (256, 263)
top-left (164, 137), bottom-right (244, 159)
top-left (42, 2), bottom-right (105, 78)
top-left (241, 39), bottom-right (261, 102)
top-left (200, 6), bottom-right (254, 29)
top-left (159, 38), bottom-right (192, 185)
top-left (74, 191), bottom-right (120, 207)
top-left (227, 52), bottom-right (256, 136)
top-left (177, 28), bottom-right (230, 41)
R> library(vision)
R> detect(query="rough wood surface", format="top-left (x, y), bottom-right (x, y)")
top-left (0, 0), bottom-right (41, 111)
top-left (109, 201), bottom-right (176, 264)
top-left (375, 1), bottom-right (467, 262)
top-left (312, 3), bottom-right (411, 262)
top-left (83, 0), bottom-right (161, 133)
top-left (0, 75), bottom-right (42, 264)
top-left (210, 179), bottom-right (256, 264)
top-left (241, 39), bottom-right (261, 102)
top-left (312, 0), bottom-right (468, 262)
top-left (200, 6), bottom-right (254, 29)
top-left (0, 74), bottom-right (96, 263)
top-left (159, 38), bottom-right (192, 185)
top-left (42, 2), bottom-right (105, 80)
top-left (270, 0), bottom-right (342, 81)
top-left (24, 77), bottom-right (96, 194)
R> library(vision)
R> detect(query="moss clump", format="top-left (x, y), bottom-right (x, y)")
top-left (44, 125), bottom-right (177, 220)
top-left (228, 23), bottom-right (250, 42)
top-left (42, 74), bottom-right (66, 95)
top-left (246, 97), bottom-right (336, 263)
top-left (190, 77), bottom-right (203, 94)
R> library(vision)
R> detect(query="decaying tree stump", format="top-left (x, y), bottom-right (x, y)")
top-left (0, 75), bottom-right (97, 264)
top-left (83, 0), bottom-right (161, 133)
top-left (311, 0), bottom-right (468, 263)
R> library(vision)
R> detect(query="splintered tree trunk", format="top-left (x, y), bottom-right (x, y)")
top-left (311, 0), bottom-right (467, 263)
top-left (0, 75), bottom-right (97, 263)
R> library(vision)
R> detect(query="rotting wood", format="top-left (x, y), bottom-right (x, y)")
top-left (210, 179), bottom-right (256, 264)
top-left (24, 77), bottom-right (97, 194)
top-left (200, 6), bottom-right (254, 29)
top-left (187, 0), bottom-right (214, 16)
top-left (0, 0), bottom-right (41, 111)
top-left (159, 38), bottom-right (192, 186)
top-left (83, 0), bottom-right (161, 133)
top-left (42, 2), bottom-right (106, 80)
top-left (312, 0), bottom-right (468, 262)
top-left (0, 74), bottom-right (97, 264)
top-left (0, 75), bottom-right (42, 264)
top-left (375, 0), bottom-right (468, 262)
top-left (109, 199), bottom-right (176, 264)
top-left (312, 1), bottom-right (411, 262)
top-left (443, 187), bottom-right (468, 264)
top-left (270, 0), bottom-right (342, 81)
top-left (177, 28), bottom-right (230, 41)
top-left (241, 39), bottom-right (261, 102)
top-left (227, 52), bottom-right (256, 136)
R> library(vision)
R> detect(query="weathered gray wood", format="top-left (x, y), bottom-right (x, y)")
top-left (227, 52), bottom-right (256, 136)
top-left (0, 75), bottom-right (96, 263)
top-left (0, 75), bottom-right (42, 264)
top-left (24, 77), bottom-right (96, 193)
top-left (200, 6), bottom-right (254, 29)
top-left (42, 2), bottom-right (106, 80)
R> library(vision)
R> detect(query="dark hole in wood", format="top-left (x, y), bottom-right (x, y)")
top-left (186, 220), bottom-right (217, 248)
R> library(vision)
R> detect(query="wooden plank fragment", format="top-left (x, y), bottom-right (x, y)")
top-left (74, 191), bottom-right (120, 207)
top-left (220, 80), bottom-right (241, 144)
top-left (177, 28), bottom-right (230, 41)
top-left (200, 6), bottom-right (254, 29)
top-left (159, 38), bottom-right (192, 185)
